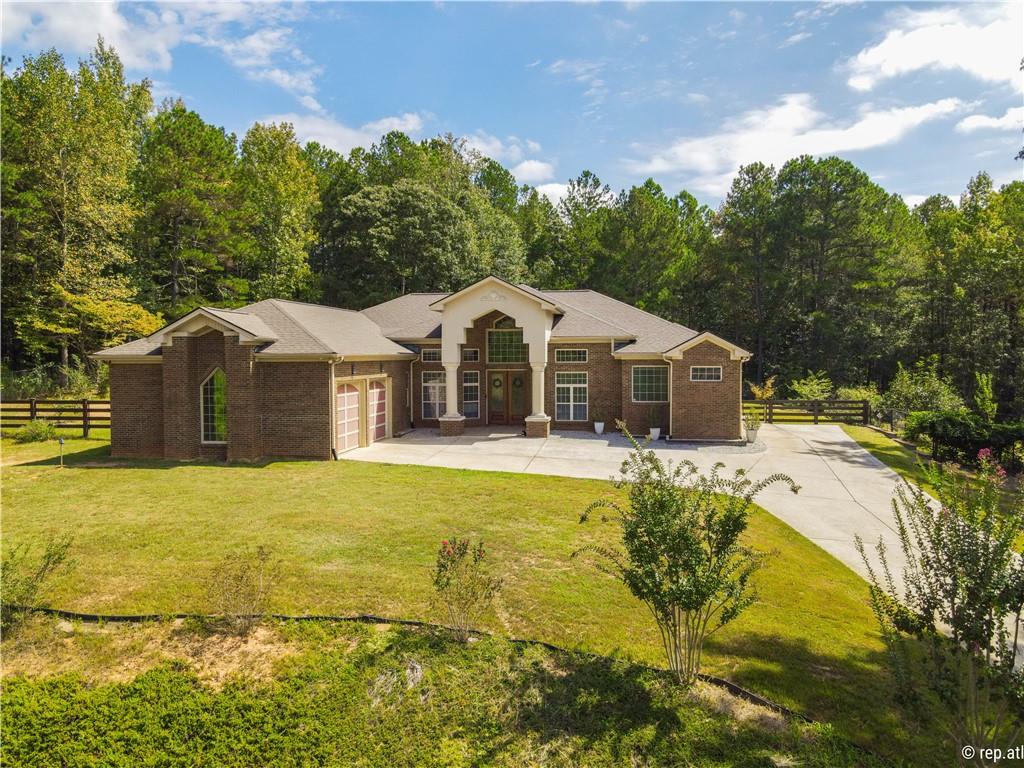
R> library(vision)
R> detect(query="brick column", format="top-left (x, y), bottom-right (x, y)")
top-left (225, 337), bottom-right (260, 461)
top-left (162, 337), bottom-right (198, 460)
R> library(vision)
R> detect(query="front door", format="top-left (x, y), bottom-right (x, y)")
top-left (489, 371), bottom-right (508, 424)
top-left (488, 371), bottom-right (529, 425)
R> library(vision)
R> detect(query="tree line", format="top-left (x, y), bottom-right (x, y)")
top-left (3, 42), bottom-right (1021, 416)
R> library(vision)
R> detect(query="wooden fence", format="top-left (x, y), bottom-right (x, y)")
top-left (742, 399), bottom-right (870, 425)
top-left (1, 399), bottom-right (111, 437)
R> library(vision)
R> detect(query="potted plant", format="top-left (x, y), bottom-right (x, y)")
top-left (592, 406), bottom-right (605, 435)
top-left (648, 404), bottom-right (663, 441)
top-left (744, 411), bottom-right (761, 444)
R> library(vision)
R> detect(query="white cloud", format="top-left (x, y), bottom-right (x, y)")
top-left (728, 9), bottom-right (746, 24)
top-left (956, 106), bottom-right (1024, 134)
top-left (263, 111), bottom-right (427, 154)
top-left (627, 93), bottom-right (966, 195)
top-left (536, 183), bottom-right (569, 205)
top-left (901, 194), bottom-right (928, 208)
top-left (844, 5), bottom-right (1023, 92)
top-left (464, 132), bottom-right (544, 164)
top-left (2, 2), bottom-right (324, 111)
top-left (547, 58), bottom-right (608, 106)
top-left (780, 32), bottom-right (812, 48)
top-left (686, 92), bottom-right (709, 104)
top-left (512, 160), bottom-right (555, 184)
top-left (526, 139), bottom-right (542, 153)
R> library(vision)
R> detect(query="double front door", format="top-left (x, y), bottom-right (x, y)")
top-left (488, 370), bottom-right (529, 425)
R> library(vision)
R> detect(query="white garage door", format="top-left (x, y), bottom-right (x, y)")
top-left (336, 383), bottom-right (360, 452)
top-left (367, 380), bottom-right (387, 442)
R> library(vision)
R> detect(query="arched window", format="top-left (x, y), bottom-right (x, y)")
top-left (201, 368), bottom-right (228, 443)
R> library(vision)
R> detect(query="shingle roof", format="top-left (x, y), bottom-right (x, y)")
top-left (95, 282), bottom-right (703, 360)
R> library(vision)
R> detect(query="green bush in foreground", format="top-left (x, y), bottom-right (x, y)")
top-left (11, 419), bottom-right (56, 444)
top-left (0, 624), bottom-right (886, 768)
top-left (0, 535), bottom-right (74, 634)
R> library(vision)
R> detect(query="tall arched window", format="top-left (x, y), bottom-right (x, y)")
top-left (201, 368), bottom-right (228, 443)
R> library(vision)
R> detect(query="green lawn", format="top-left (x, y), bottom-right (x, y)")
top-left (1, 620), bottom-right (886, 768)
top-left (841, 425), bottom-right (939, 496)
top-left (2, 436), bottom-right (932, 764)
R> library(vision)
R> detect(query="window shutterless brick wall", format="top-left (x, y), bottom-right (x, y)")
top-left (671, 341), bottom-right (743, 440)
top-left (545, 343), bottom-right (621, 430)
top-left (620, 361), bottom-right (671, 437)
top-left (109, 363), bottom-right (164, 458)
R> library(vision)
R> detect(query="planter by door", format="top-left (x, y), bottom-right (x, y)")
top-left (594, 422), bottom-right (605, 435)
top-left (649, 427), bottom-right (661, 441)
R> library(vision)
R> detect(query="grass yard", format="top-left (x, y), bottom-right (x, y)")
top-left (1, 619), bottom-right (886, 768)
top-left (1, 436), bottom-right (936, 764)
top-left (840, 425), bottom-right (940, 497)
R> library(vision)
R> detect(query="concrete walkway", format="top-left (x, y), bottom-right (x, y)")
top-left (341, 424), bottom-right (910, 582)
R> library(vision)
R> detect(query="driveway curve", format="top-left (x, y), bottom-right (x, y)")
top-left (342, 424), bottom-right (909, 583)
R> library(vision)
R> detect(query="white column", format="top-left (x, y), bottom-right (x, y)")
top-left (443, 363), bottom-right (461, 418)
top-left (530, 363), bottom-right (546, 417)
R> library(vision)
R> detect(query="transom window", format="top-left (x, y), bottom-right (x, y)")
top-left (555, 348), bottom-right (588, 364)
top-left (632, 366), bottom-right (669, 403)
top-left (462, 371), bottom-right (480, 418)
top-left (422, 371), bottom-right (446, 419)
top-left (421, 347), bottom-right (441, 363)
top-left (690, 366), bottom-right (723, 382)
top-left (201, 368), bottom-right (228, 443)
top-left (555, 372), bottom-right (588, 422)
top-left (487, 328), bottom-right (528, 364)
top-left (462, 348), bottom-right (480, 362)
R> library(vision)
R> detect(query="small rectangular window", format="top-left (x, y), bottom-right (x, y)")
top-left (555, 372), bottom-right (588, 421)
top-left (632, 366), bottom-right (669, 402)
top-left (462, 371), bottom-right (480, 418)
top-left (421, 348), bottom-right (441, 363)
top-left (690, 366), bottom-right (722, 382)
top-left (555, 348), bottom-right (588, 363)
top-left (462, 348), bottom-right (480, 362)
top-left (422, 371), bottom-right (446, 419)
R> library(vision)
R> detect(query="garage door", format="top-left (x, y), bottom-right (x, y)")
top-left (336, 383), bottom-right (360, 452)
top-left (367, 380), bottom-right (387, 442)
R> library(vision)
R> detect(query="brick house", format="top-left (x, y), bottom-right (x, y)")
top-left (93, 276), bottom-right (750, 461)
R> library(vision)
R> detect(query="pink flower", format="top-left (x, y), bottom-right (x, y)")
top-left (978, 448), bottom-right (992, 460)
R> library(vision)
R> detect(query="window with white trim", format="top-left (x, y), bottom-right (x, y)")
top-left (421, 347), bottom-right (441, 362)
top-left (690, 366), bottom-right (722, 382)
top-left (462, 371), bottom-right (480, 418)
top-left (555, 372), bottom-right (588, 421)
top-left (487, 329), bottom-right (528, 363)
top-left (632, 366), bottom-right (669, 402)
top-left (201, 368), bottom-right (228, 443)
top-left (422, 371), bottom-right (446, 418)
top-left (462, 348), bottom-right (479, 362)
top-left (555, 348), bottom-right (588, 363)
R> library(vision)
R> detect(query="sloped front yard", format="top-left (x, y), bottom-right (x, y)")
top-left (2, 436), bottom-right (934, 763)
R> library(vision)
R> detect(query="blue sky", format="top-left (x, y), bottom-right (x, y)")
top-left (3, 1), bottom-right (1021, 206)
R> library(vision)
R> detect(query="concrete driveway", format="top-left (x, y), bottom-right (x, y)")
top-left (341, 424), bottom-right (909, 582)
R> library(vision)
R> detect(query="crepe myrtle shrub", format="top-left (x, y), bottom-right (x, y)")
top-left (433, 538), bottom-right (502, 642)
top-left (575, 425), bottom-right (799, 685)
top-left (856, 451), bottom-right (1024, 766)
top-left (204, 546), bottom-right (281, 635)
top-left (1, 534), bottom-right (74, 634)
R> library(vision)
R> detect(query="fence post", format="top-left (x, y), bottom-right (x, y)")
top-left (813, 401), bottom-right (820, 424)
top-left (29, 398), bottom-right (37, 421)
top-left (862, 400), bottom-right (869, 426)
top-left (767, 401), bottom-right (774, 424)
top-left (82, 398), bottom-right (90, 438)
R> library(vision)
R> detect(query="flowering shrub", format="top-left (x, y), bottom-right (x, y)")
top-left (433, 538), bottom-right (502, 642)
top-left (205, 546), bottom-right (281, 635)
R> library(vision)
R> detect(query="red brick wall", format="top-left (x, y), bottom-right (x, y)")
top-left (259, 362), bottom-right (332, 459)
top-left (620, 360), bottom-right (672, 438)
top-left (545, 342), bottom-right (621, 431)
top-left (109, 364), bottom-right (164, 458)
top-left (162, 332), bottom-right (234, 461)
top-left (671, 341), bottom-right (743, 440)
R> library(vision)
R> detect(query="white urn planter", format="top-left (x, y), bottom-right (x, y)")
top-left (649, 427), bottom-right (661, 441)
top-left (594, 421), bottom-right (605, 435)
top-left (746, 427), bottom-right (759, 444)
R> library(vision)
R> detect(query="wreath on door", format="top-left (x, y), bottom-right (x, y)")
top-left (492, 378), bottom-right (502, 388)
top-left (512, 376), bottom-right (523, 388)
